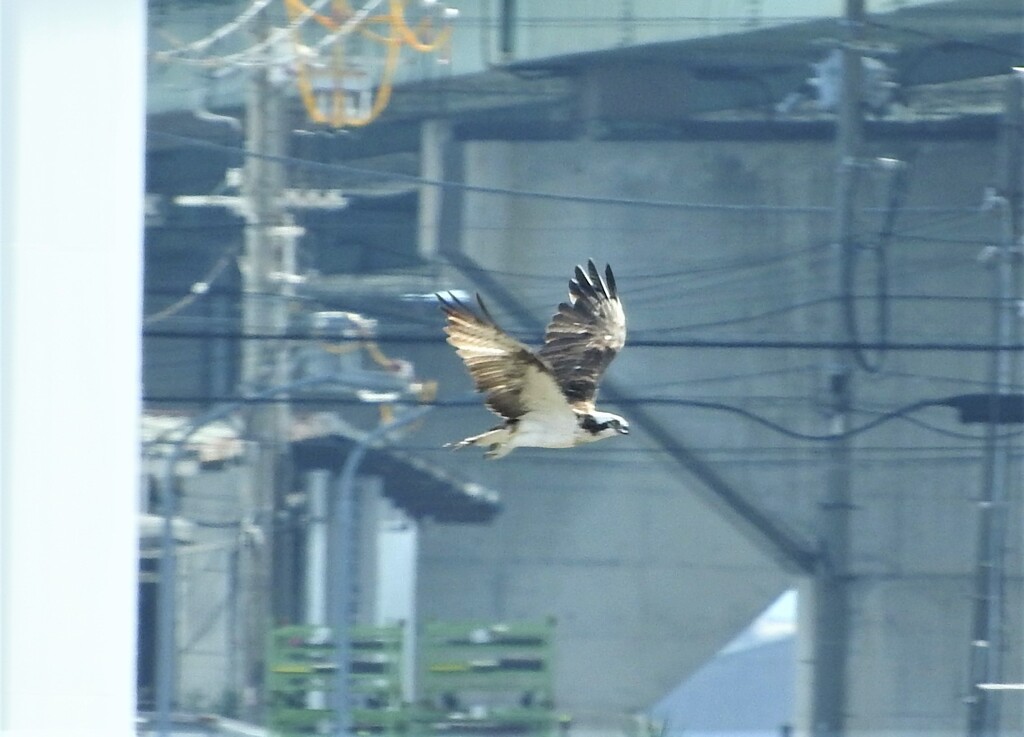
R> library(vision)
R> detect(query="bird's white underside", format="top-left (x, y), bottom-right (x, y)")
top-left (465, 365), bottom-right (613, 458)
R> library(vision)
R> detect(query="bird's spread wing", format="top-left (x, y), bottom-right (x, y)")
top-left (438, 292), bottom-right (568, 421)
top-left (538, 260), bottom-right (626, 409)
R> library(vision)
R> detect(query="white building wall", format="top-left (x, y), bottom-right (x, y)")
top-left (0, 1), bottom-right (145, 734)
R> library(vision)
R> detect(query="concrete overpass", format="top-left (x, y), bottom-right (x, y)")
top-left (142, 2), bottom-right (1024, 735)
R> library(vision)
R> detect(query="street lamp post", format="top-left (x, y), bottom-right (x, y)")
top-left (154, 375), bottom-right (401, 737)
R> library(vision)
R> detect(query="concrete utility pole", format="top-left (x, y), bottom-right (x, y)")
top-left (964, 71), bottom-right (1023, 737)
top-left (237, 31), bottom-right (293, 720)
top-left (807, 2), bottom-right (862, 736)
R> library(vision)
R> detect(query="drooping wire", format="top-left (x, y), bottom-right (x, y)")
top-left (843, 158), bottom-right (910, 372)
top-left (153, 0), bottom-right (336, 69)
top-left (152, 0), bottom-right (276, 59)
top-left (140, 392), bottom-right (1022, 444)
top-left (144, 244), bottom-right (241, 326)
top-left (842, 237), bottom-right (888, 371)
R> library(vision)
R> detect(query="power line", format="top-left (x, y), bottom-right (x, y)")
top-left (643, 363), bottom-right (818, 390)
top-left (863, 17), bottom-right (1023, 62)
top-left (609, 396), bottom-right (1001, 442)
top-left (149, 217), bottom-right (1005, 246)
top-left (445, 14), bottom-right (823, 27)
top-left (892, 232), bottom-right (1003, 248)
top-left (397, 449), bottom-right (965, 466)
top-left (140, 392), bottom-right (1004, 443)
top-left (446, 243), bottom-right (828, 282)
top-left (145, 244), bottom-right (241, 325)
top-left (148, 130), bottom-right (982, 215)
top-left (142, 327), bottom-right (1024, 353)
top-left (876, 409), bottom-right (1021, 442)
top-left (878, 367), bottom-right (1024, 391)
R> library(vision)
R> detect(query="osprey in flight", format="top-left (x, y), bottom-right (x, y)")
top-left (438, 260), bottom-right (628, 459)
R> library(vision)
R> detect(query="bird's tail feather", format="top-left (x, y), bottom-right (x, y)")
top-left (444, 428), bottom-right (507, 453)
top-left (444, 436), bottom-right (477, 451)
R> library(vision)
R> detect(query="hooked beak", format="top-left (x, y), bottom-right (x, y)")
top-left (618, 426), bottom-right (630, 435)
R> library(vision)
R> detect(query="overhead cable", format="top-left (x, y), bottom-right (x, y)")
top-left (153, 0), bottom-right (276, 59)
top-left (141, 327), bottom-right (1024, 353)
top-left (148, 130), bottom-right (983, 215)
top-left (140, 393), bottom-right (1018, 443)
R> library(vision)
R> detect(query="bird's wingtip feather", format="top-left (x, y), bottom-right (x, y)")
top-left (604, 263), bottom-right (617, 297)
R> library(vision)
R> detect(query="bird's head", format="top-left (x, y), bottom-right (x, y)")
top-left (582, 410), bottom-right (630, 438)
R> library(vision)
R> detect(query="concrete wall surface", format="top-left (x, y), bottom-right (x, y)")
top-left (406, 131), bottom-right (1024, 734)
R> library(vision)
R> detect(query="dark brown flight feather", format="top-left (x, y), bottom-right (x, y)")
top-left (437, 291), bottom-right (554, 421)
top-left (538, 260), bottom-right (626, 408)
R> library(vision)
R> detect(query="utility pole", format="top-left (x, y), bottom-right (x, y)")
top-left (808, 2), bottom-right (862, 736)
top-left (171, 41), bottom-right (346, 721)
top-left (964, 70), bottom-right (1023, 737)
top-left (237, 24), bottom-right (293, 720)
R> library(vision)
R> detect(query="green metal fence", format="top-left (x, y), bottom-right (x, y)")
top-left (267, 619), bottom-right (563, 737)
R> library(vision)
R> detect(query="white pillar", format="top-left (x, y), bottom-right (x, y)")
top-left (305, 470), bottom-right (330, 711)
top-left (418, 119), bottom-right (452, 260)
top-left (0, 2), bottom-right (145, 735)
top-left (375, 515), bottom-right (419, 701)
top-left (306, 470), bottom-right (331, 627)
